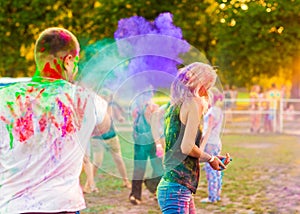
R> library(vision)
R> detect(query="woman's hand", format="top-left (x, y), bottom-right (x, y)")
top-left (209, 153), bottom-right (231, 170)
top-left (217, 153), bottom-right (231, 165)
top-left (156, 144), bottom-right (164, 158)
top-left (209, 156), bottom-right (226, 171)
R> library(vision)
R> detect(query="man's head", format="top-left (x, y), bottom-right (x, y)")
top-left (34, 27), bottom-right (80, 83)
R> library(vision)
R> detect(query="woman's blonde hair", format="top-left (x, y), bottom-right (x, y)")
top-left (171, 62), bottom-right (217, 105)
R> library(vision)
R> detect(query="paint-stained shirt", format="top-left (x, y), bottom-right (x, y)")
top-left (0, 79), bottom-right (107, 213)
top-left (203, 106), bottom-right (223, 146)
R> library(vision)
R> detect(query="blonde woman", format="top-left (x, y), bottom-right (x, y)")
top-left (157, 62), bottom-right (230, 213)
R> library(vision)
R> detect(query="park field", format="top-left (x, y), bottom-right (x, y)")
top-left (80, 133), bottom-right (300, 214)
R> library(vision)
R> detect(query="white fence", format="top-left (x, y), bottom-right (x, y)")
top-left (224, 98), bottom-right (300, 135)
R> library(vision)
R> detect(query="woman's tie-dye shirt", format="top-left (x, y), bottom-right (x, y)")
top-left (163, 104), bottom-right (201, 193)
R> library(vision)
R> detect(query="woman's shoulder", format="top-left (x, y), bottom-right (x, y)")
top-left (182, 97), bottom-right (203, 114)
top-left (182, 97), bottom-right (198, 107)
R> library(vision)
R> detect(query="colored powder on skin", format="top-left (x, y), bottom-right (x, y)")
top-left (42, 62), bottom-right (63, 80)
top-left (59, 31), bottom-right (72, 43)
top-left (53, 59), bottom-right (62, 74)
top-left (73, 56), bottom-right (79, 74)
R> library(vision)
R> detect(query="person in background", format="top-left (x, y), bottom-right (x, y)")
top-left (82, 89), bottom-right (131, 194)
top-left (150, 103), bottom-right (168, 158)
top-left (142, 103), bottom-right (168, 194)
top-left (0, 27), bottom-right (111, 213)
top-left (106, 92), bottom-right (126, 122)
top-left (200, 87), bottom-right (227, 203)
top-left (265, 83), bottom-right (281, 133)
top-left (224, 84), bottom-right (232, 122)
top-left (284, 103), bottom-right (295, 121)
top-left (157, 62), bottom-right (231, 213)
top-left (129, 89), bottom-right (164, 205)
top-left (230, 85), bottom-right (238, 109)
top-left (249, 85), bottom-right (262, 133)
top-left (280, 85), bottom-right (288, 110)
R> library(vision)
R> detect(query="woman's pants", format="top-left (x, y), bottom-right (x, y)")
top-left (157, 178), bottom-right (196, 214)
top-left (204, 143), bottom-right (223, 202)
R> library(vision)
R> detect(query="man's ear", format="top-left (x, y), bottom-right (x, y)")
top-left (63, 54), bottom-right (73, 71)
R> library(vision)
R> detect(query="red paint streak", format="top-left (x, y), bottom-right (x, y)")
top-left (60, 31), bottom-right (72, 42)
top-left (27, 86), bottom-right (34, 93)
top-left (13, 95), bottom-right (34, 142)
top-left (39, 113), bottom-right (47, 132)
top-left (0, 116), bottom-right (9, 124)
top-left (65, 93), bottom-right (87, 129)
top-left (7, 103), bottom-right (17, 118)
top-left (53, 59), bottom-right (62, 74)
top-left (49, 112), bottom-right (60, 130)
top-left (56, 98), bottom-right (75, 137)
top-left (42, 62), bottom-right (63, 79)
top-left (36, 88), bottom-right (46, 99)
top-left (52, 139), bottom-right (63, 159)
top-left (14, 111), bottom-right (34, 142)
top-left (16, 95), bottom-right (24, 112)
top-left (40, 47), bottom-right (46, 52)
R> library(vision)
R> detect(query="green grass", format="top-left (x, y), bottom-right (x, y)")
top-left (80, 133), bottom-right (300, 213)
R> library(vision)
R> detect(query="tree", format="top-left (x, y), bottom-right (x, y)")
top-left (0, 0), bottom-right (217, 77)
top-left (212, 0), bottom-right (300, 92)
top-left (1, 0), bottom-right (299, 99)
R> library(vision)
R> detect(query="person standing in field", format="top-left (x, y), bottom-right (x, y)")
top-left (82, 89), bottom-right (131, 193)
top-left (249, 85), bottom-right (262, 133)
top-left (200, 87), bottom-right (227, 203)
top-left (157, 62), bottom-right (231, 213)
top-left (129, 89), bottom-right (164, 205)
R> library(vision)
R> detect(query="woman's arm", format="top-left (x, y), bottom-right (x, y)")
top-left (180, 98), bottom-right (227, 170)
top-left (180, 98), bottom-right (202, 158)
top-left (144, 102), bottom-right (159, 124)
top-left (93, 112), bottom-right (111, 136)
top-left (150, 108), bottom-right (165, 158)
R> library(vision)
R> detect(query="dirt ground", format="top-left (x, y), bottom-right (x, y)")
top-left (264, 162), bottom-right (300, 213)
top-left (82, 138), bottom-right (300, 214)
top-left (82, 166), bottom-right (300, 213)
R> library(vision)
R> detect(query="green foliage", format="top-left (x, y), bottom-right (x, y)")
top-left (1, 0), bottom-right (300, 93)
top-left (212, 0), bottom-right (300, 87)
